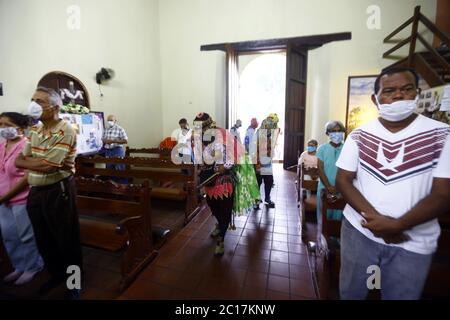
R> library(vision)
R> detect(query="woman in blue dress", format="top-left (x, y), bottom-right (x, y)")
top-left (316, 121), bottom-right (346, 223)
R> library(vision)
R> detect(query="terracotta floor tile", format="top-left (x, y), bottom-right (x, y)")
top-left (266, 290), bottom-right (290, 300)
top-left (206, 268), bottom-right (247, 288)
top-left (234, 245), bottom-right (251, 257)
top-left (267, 275), bottom-right (290, 294)
top-left (256, 248), bottom-right (271, 261)
top-left (123, 281), bottom-right (173, 300)
top-left (230, 255), bottom-right (250, 270)
top-left (289, 252), bottom-right (309, 267)
top-left (248, 259), bottom-right (270, 273)
top-left (168, 288), bottom-right (194, 300)
top-left (263, 232), bottom-right (274, 240)
top-left (269, 261), bottom-right (290, 277)
top-left (272, 241), bottom-right (289, 252)
top-left (244, 272), bottom-right (268, 289)
top-left (241, 286), bottom-right (267, 300)
top-left (289, 265), bottom-right (312, 281)
top-left (290, 278), bottom-right (317, 299)
top-left (172, 272), bottom-right (202, 292)
top-left (270, 250), bottom-right (290, 263)
top-left (288, 243), bottom-right (308, 254)
top-left (288, 235), bottom-right (302, 244)
top-left (274, 220), bottom-right (288, 227)
top-left (291, 294), bottom-right (316, 300)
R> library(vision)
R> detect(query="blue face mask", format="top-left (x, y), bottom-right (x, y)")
top-left (329, 132), bottom-right (344, 144)
top-left (307, 146), bottom-right (316, 153)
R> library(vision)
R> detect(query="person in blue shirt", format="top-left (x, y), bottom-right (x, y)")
top-left (317, 121), bottom-right (346, 221)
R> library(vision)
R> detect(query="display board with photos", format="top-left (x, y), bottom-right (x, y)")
top-left (416, 84), bottom-right (450, 125)
top-left (59, 111), bottom-right (105, 156)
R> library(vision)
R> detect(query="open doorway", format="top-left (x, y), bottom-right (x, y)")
top-left (230, 52), bottom-right (286, 162)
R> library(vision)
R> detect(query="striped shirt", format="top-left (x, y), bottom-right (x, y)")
top-left (23, 120), bottom-right (77, 186)
top-left (103, 124), bottom-right (128, 149)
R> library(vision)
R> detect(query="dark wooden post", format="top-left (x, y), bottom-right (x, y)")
top-left (408, 6), bottom-right (421, 67)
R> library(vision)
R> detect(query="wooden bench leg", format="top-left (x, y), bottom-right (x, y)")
top-left (118, 216), bottom-right (158, 291)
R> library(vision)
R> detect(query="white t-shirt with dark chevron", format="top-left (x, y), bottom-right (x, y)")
top-left (336, 114), bottom-right (450, 254)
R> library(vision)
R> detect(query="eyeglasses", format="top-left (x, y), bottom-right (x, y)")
top-left (380, 86), bottom-right (418, 98)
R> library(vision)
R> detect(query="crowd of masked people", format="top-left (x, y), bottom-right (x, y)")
top-left (1, 66), bottom-right (449, 300)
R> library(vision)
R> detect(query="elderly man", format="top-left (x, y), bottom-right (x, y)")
top-left (102, 115), bottom-right (128, 177)
top-left (15, 86), bottom-right (82, 299)
top-left (336, 67), bottom-right (450, 300)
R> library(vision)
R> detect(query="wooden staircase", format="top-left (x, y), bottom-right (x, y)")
top-left (383, 6), bottom-right (450, 87)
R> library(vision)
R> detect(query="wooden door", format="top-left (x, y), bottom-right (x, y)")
top-left (284, 44), bottom-right (308, 169)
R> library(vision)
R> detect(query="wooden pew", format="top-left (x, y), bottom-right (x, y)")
top-left (75, 177), bottom-right (157, 291)
top-left (297, 164), bottom-right (319, 237)
top-left (423, 213), bottom-right (450, 299)
top-left (125, 147), bottom-right (172, 160)
top-left (308, 192), bottom-right (345, 300)
top-left (75, 156), bottom-right (201, 225)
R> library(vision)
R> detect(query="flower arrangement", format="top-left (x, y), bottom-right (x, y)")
top-left (60, 103), bottom-right (90, 114)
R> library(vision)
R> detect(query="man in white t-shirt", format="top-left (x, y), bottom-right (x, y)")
top-left (336, 67), bottom-right (450, 300)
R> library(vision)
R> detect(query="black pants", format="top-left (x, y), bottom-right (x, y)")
top-left (206, 195), bottom-right (234, 239)
top-left (256, 174), bottom-right (274, 202)
top-left (27, 177), bottom-right (83, 279)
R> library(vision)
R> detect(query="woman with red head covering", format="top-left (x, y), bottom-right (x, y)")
top-left (193, 113), bottom-right (259, 256)
top-left (193, 113), bottom-right (236, 256)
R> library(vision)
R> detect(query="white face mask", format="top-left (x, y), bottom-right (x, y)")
top-left (28, 101), bottom-right (43, 119)
top-left (0, 127), bottom-right (20, 140)
top-left (107, 121), bottom-right (115, 127)
top-left (375, 95), bottom-right (418, 122)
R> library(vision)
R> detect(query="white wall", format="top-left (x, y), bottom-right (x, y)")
top-left (0, 0), bottom-right (162, 148)
top-left (0, 0), bottom-right (438, 147)
top-left (158, 0), bottom-right (437, 144)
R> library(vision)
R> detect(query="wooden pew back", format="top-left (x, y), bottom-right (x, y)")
top-left (75, 177), bottom-right (157, 291)
top-left (75, 156), bottom-right (200, 225)
top-left (125, 147), bottom-right (172, 160)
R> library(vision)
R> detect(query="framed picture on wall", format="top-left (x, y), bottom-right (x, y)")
top-left (345, 75), bottom-right (378, 135)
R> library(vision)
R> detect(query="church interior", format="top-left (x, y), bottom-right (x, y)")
top-left (0, 0), bottom-right (449, 302)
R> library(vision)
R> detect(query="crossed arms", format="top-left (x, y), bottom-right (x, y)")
top-left (336, 168), bottom-right (450, 244)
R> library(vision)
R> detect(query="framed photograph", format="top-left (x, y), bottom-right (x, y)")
top-left (345, 75), bottom-right (378, 135)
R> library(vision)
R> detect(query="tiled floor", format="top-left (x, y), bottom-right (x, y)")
top-left (119, 164), bottom-right (317, 300)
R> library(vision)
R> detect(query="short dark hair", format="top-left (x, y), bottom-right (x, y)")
top-left (0, 112), bottom-right (33, 129)
top-left (374, 67), bottom-right (419, 94)
top-left (179, 118), bottom-right (187, 124)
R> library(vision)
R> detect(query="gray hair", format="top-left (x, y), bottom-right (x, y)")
top-left (36, 86), bottom-right (63, 107)
top-left (325, 120), bottom-right (345, 134)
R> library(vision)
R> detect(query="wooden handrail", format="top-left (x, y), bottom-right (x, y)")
top-left (417, 34), bottom-right (450, 73)
top-left (419, 13), bottom-right (450, 48)
top-left (382, 36), bottom-right (412, 58)
top-left (383, 5), bottom-right (450, 73)
top-left (407, 6), bottom-right (421, 67)
top-left (384, 17), bottom-right (414, 42)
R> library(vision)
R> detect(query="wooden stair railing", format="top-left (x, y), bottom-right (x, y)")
top-left (383, 5), bottom-right (450, 87)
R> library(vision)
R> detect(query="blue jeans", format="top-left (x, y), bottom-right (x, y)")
top-left (339, 217), bottom-right (433, 300)
top-left (0, 204), bottom-right (44, 273)
top-left (105, 146), bottom-right (127, 183)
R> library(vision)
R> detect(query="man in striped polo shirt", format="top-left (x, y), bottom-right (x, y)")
top-left (15, 86), bottom-right (82, 299)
